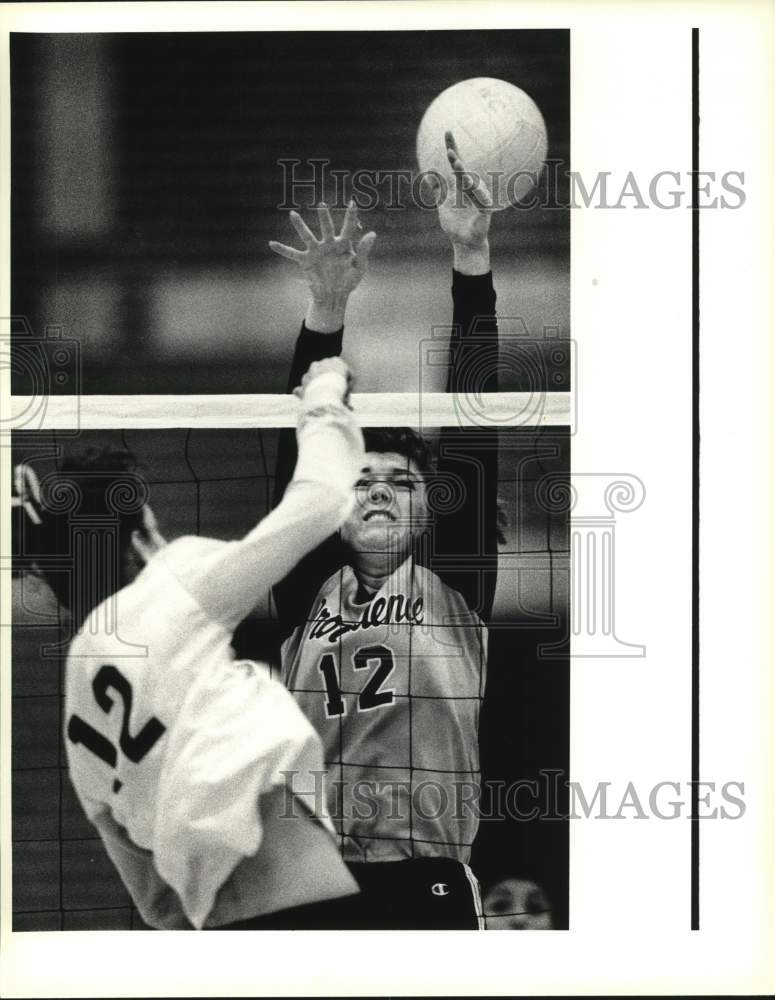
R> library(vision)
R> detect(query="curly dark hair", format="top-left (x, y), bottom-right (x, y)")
top-left (362, 427), bottom-right (435, 475)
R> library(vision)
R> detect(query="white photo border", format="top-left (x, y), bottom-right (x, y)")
top-left (1, 2), bottom-right (773, 997)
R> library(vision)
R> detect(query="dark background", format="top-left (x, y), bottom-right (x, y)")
top-left (11, 426), bottom-right (569, 930)
top-left (11, 30), bottom-right (570, 394)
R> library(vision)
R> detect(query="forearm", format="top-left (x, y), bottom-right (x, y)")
top-left (274, 321), bottom-right (346, 510)
top-left (189, 381), bottom-right (362, 629)
top-left (436, 267), bottom-right (499, 619)
top-left (205, 478), bottom-right (351, 625)
top-left (448, 268), bottom-right (498, 393)
top-left (286, 323), bottom-right (344, 395)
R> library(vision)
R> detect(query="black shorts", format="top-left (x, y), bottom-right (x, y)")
top-left (216, 857), bottom-right (482, 930)
top-left (344, 857), bottom-right (483, 930)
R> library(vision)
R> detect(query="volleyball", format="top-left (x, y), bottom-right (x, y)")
top-left (417, 77), bottom-right (548, 210)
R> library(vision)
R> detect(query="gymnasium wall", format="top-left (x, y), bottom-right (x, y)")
top-left (11, 31), bottom-right (569, 395)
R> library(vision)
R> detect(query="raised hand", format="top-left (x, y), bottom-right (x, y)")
top-left (436, 130), bottom-right (492, 274)
top-left (270, 201), bottom-right (377, 332)
top-left (293, 357), bottom-right (354, 409)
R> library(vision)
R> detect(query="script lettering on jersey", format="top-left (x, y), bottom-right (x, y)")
top-left (309, 593), bottom-right (424, 643)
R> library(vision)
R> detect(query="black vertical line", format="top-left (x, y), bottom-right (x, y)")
top-left (52, 428), bottom-right (65, 927)
top-left (337, 570), bottom-right (346, 858)
top-left (57, 592), bottom-right (65, 928)
top-left (691, 26), bottom-right (701, 932)
top-left (407, 533), bottom-right (415, 860)
top-left (183, 429), bottom-right (201, 536)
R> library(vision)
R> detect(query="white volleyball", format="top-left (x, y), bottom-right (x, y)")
top-left (417, 77), bottom-right (548, 210)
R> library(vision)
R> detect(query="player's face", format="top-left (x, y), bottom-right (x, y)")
top-left (483, 878), bottom-right (554, 930)
top-left (340, 451), bottom-right (427, 557)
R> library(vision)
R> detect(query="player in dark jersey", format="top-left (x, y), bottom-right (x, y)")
top-left (269, 132), bottom-right (499, 929)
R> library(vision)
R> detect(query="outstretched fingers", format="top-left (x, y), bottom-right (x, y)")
top-left (445, 139), bottom-right (469, 185)
top-left (444, 129), bottom-right (460, 158)
top-left (465, 176), bottom-right (493, 212)
top-left (445, 133), bottom-right (492, 212)
top-left (354, 230), bottom-right (377, 271)
top-left (268, 240), bottom-right (305, 263)
top-left (317, 202), bottom-right (336, 241)
top-left (289, 209), bottom-right (319, 246)
top-left (339, 199), bottom-right (360, 241)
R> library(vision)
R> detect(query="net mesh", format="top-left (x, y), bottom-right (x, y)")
top-left (10, 424), bottom-right (568, 930)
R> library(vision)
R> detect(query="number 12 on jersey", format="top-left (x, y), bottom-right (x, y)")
top-left (67, 664), bottom-right (166, 786)
top-left (318, 643), bottom-right (396, 718)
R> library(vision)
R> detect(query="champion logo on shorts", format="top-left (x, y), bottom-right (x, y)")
top-left (431, 882), bottom-right (450, 896)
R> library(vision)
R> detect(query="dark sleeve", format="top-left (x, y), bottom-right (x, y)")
top-left (271, 322), bottom-right (348, 633)
top-left (432, 270), bottom-right (499, 622)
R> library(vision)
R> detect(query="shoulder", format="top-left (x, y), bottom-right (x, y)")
top-left (69, 536), bottom-right (230, 661)
top-left (315, 563), bottom-right (351, 600)
top-left (414, 564), bottom-right (484, 624)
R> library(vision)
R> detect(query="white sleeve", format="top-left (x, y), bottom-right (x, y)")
top-left (179, 375), bottom-right (363, 630)
top-left (153, 658), bottom-right (326, 929)
top-left (87, 807), bottom-right (193, 929)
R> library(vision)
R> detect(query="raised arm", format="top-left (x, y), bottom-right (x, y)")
top-left (269, 203), bottom-right (376, 628)
top-left (432, 132), bottom-right (499, 621)
top-left (180, 358), bottom-right (364, 632)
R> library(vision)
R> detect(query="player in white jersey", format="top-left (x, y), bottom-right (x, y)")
top-left (268, 134), bottom-right (499, 928)
top-left (15, 359), bottom-right (365, 929)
